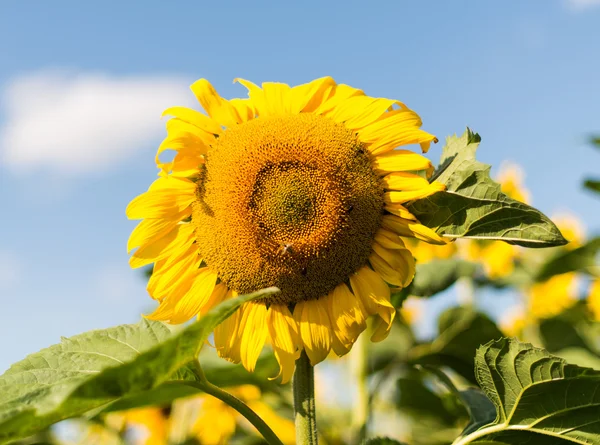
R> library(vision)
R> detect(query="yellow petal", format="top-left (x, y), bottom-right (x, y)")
top-left (349, 266), bottom-right (394, 323)
top-left (384, 202), bottom-right (418, 220)
top-left (127, 212), bottom-right (188, 253)
top-left (330, 331), bottom-right (352, 356)
top-left (126, 178), bottom-right (196, 220)
top-left (325, 283), bottom-right (367, 352)
top-left (289, 76), bottom-right (336, 113)
top-left (294, 300), bottom-right (332, 366)
top-left (162, 106), bottom-right (222, 135)
top-left (371, 310), bottom-right (396, 342)
top-left (315, 83), bottom-right (364, 114)
top-left (129, 223), bottom-right (195, 269)
top-left (229, 98), bottom-right (255, 123)
top-left (382, 172), bottom-right (430, 191)
top-left (148, 242), bottom-right (201, 298)
top-left (166, 149), bottom-right (204, 177)
top-left (196, 283), bottom-right (229, 317)
top-left (384, 182), bottom-right (445, 203)
top-left (371, 242), bottom-right (415, 288)
top-left (190, 79), bottom-right (239, 127)
top-left (369, 251), bottom-right (402, 287)
top-left (349, 266), bottom-right (396, 342)
top-left (157, 117), bottom-right (215, 170)
top-left (234, 78), bottom-right (268, 117)
top-left (239, 302), bottom-right (269, 372)
top-left (325, 96), bottom-right (399, 130)
top-left (168, 268), bottom-right (218, 323)
top-left (214, 291), bottom-right (242, 363)
top-left (381, 215), bottom-right (447, 245)
top-left (267, 304), bottom-right (300, 384)
top-left (260, 82), bottom-right (292, 115)
top-left (374, 229), bottom-right (407, 250)
top-left (371, 150), bottom-right (434, 176)
top-left (358, 108), bottom-right (437, 155)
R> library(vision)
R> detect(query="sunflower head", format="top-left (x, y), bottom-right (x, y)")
top-left (127, 77), bottom-right (445, 382)
top-left (193, 113), bottom-right (384, 305)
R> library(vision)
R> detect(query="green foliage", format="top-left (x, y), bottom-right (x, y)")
top-left (408, 129), bottom-right (567, 248)
top-left (410, 259), bottom-right (478, 298)
top-left (0, 288), bottom-right (278, 444)
top-left (365, 438), bottom-right (408, 445)
top-left (453, 338), bottom-right (600, 444)
top-left (409, 308), bottom-right (503, 383)
top-left (534, 237), bottom-right (600, 281)
top-left (583, 179), bottom-right (600, 194)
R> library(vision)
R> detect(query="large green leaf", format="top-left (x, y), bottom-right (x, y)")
top-left (409, 308), bottom-right (503, 383)
top-left (534, 237), bottom-right (600, 281)
top-left (0, 287), bottom-right (278, 444)
top-left (102, 354), bottom-right (282, 413)
top-left (453, 338), bottom-right (600, 444)
top-left (408, 130), bottom-right (567, 248)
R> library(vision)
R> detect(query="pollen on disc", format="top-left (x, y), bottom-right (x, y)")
top-left (192, 113), bottom-right (384, 304)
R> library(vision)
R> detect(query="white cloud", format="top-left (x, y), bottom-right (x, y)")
top-left (0, 251), bottom-right (22, 290)
top-left (0, 70), bottom-right (195, 176)
top-left (565, 0), bottom-right (600, 11)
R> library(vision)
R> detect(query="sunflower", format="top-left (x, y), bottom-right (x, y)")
top-left (127, 77), bottom-right (444, 382)
top-left (528, 272), bottom-right (579, 319)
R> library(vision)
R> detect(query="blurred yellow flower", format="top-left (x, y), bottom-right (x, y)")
top-left (553, 213), bottom-right (585, 249)
top-left (106, 386), bottom-right (294, 445)
top-left (399, 296), bottom-right (423, 325)
top-left (191, 385), bottom-right (295, 445)
top-left (107, 407), bottom-right (167, 445)
top-left (464, 240), bottom-right (516, 280)
top-left (587, 280), bottom-right (600, 321)
top-left (499, 306), bottom-right (528, 338)
top-left (406, 238), bottom-right (457, 264)
top-left (497, 162), bottom-right (531, 204)
top-left (528, 272), bottom-right (579, 319)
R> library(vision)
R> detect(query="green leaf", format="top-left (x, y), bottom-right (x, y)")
top-left (584, 179), bottom-right (600, 194)
top-left (453, 338), bottom-right (600, 444)
top-left (365, 438), bottom-right (408, 445)
top-left (420, 366), bottom-right (496, 437)
top-left (411, 259), bottom-right (478, 298)
top-left (539, 316), bottom-right (592, 353)
top-left (0, 287), bottom-right (278, 444)
top-left (409, 308), bottom-right (504, 383)
top-left (458, 388), bottom-right (497, 437)
top-left (396, 376), bottom-right (457, 424)
top-left (102, 354), bottom-right (282, 413)
top-left (408, 129), bottom-right (567, 248)
top-left (534, 237), bottom-right (600, 281)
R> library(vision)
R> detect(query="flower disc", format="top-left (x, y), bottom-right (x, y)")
top-left (192, 113), bottom-right (384, 304)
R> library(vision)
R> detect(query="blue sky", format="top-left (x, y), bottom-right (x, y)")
top-left (1, 0), bottom-right (599, 372)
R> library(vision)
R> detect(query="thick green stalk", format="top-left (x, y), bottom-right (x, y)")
top-left (293, 350), bottom-right (319, 444)
top-left (189, 359), bottom-right (284, 445)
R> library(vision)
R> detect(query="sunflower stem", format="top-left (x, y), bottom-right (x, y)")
top-left (189, 359), bottom-right (284, 445)
top-left (351, 331), bottom-right (369, 442)
top-left (293, 350), bottom-right (319, 445)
